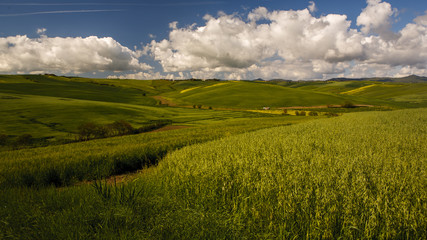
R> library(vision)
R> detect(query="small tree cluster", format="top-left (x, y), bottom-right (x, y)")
top-left (295, 111), bottom-right (306, 116)
top-left (77, 120), bottom-right (172, 141)
top-left (308, 111), bottom-right (319, 116)
top-left (78, 120), bottom-right (135, 141)
top-left (325, 112), bottom-right (339, 117)
top-left (341, 102), bottom-right (356, 108)
top-left (0, 134), bottom-right (8, 145)
top-left (15, 134), bottom-right (33, 146)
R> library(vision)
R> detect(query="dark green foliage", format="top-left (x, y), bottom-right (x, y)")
top-left (78, 120), bottom-right (138, 141)
top-left (110, 120), bottom-right (134, 136)
top-left (77, 122), bottom-right (101, 140)
top-left (325, 112), bottom-right (339, 117)
top-left (15, 134), bottom-right (33, 146)
top-left (295, 111), bottom-right (306, 116)
top-left (341, 101), bottom-right (356, 108)
top-left (136, 120), bottom-right (172, 133)
top-left (308, 111), bottom-right (318, 116)
top-left (0, 134), bottom-right (8, 145)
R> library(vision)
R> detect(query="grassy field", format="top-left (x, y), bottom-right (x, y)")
top-left (0, 116), bottom-right (310, 188)
top-left (0, 74), bottom-right (426, 239)
top-left (163, 81), bottom-right (358, 108)
top-left (0, 109), bottom-right (425, 239)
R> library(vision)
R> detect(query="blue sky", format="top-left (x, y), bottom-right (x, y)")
top-left (0, 0), bottom-right (426, 80)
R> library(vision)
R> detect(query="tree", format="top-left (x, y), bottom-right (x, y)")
top-left (111, 120), bottom-right (134, 136)
top-left (15, 134), bottom-right (33, 145)
top-left (0, 134), bottom-right (8, 145)
top-left (78, 122), bottom-right (99, 140)
top-left (341, 102), bottom-right (356, 108)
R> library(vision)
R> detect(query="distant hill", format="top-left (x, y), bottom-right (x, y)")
top-left (329, 75), bottom-right (427, 83)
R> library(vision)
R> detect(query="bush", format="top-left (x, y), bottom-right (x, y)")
top-left (0, 134), bottom-right (8, 145)
top-left (295, 111), bottom-right (306, 116)
top-left (341, 102), bottom-right (356, 108)
top-left (110, 120), bottom-right (134, 136)
top-left (325, 112), bottom-right (339, 117)
top-left (136, 120), bottom-right (172, 133)
top-left (15, 134), bottom-right (33, 146)
top-left (308, 111), bottom-right (318, 116)
top-left (78, 122), bottom-right (100, 141)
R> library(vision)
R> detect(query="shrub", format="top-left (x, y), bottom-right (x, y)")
top-left (308, 111), bottom-right (318, 116)
top-left (341, 102), bottom-right (356, 108)
top-left (111, 120), bottom-right (134, 136)
top-left (325, 112), bottom-right (339, 117)
top-left (0, 134), bottom-right (8, 145)
top-left (77, 122), bottom-right (100, 141)
top-left (295, 111), bottom-right (306, 116)
top-left (15, 134), bottom-right (33, 146)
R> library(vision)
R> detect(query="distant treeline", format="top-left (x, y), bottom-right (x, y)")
top-left (0, 120), bottom-right (172, 150)
top-left (77, 119), bottom-right (171, 141)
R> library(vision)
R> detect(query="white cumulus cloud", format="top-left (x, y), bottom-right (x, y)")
top-left (0, 35), bottom-right (152, 74)
top-left (146, 0), bottom-right (427, 80)
top-left (36, 28), bottom-right (47, 35)
top-left (356, 0), bottom-right (398, 40)
top-left (308, 1), bottom-right (317, 13)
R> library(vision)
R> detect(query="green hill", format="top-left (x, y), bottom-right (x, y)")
top-left (1, 74), bottom-right (426, 147)
top-left (163, 81), bottom-right (355, 108)
top-left (1, 109), bottom-right (425, 239)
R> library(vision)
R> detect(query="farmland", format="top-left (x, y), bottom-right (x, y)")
top-left (0, 74), bottom-right (426, 239)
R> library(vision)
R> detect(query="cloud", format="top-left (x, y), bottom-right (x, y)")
top-left (308, 1), bottom-right (317, 13)
top-left (146, 1), bottom-right (427, 80)
top-left (108, 71), bottom-right (187, 80)
top-left (0, 35), bottom-right (152, 74)
top-left (148, 7), bottom-right (366, 79)
top-left (356, 0), bottom-right (398, 40)
top-left (36, 28), bottom-right (47, 35)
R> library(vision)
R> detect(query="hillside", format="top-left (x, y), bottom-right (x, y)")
top-left (163, 81), bottom-right (354, 108)
top-left (1, 108), bottom-right (425, 239)
top-left (1, 74), bottom-right (426, 148)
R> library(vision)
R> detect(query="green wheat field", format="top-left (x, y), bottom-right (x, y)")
top-left (0, 74), bottom-right (426, 239)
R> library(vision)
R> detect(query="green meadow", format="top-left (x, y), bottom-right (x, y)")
top-left (0, 74), bottom-right (426, 239)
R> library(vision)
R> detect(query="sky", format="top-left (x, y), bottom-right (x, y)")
top-left (0, 0), bottom-right (426, 80)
